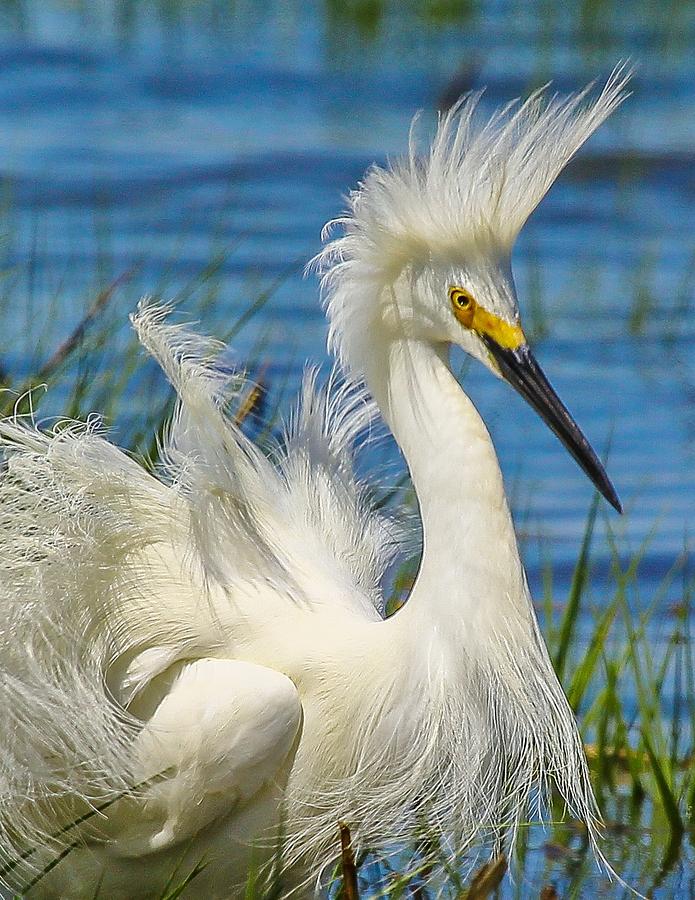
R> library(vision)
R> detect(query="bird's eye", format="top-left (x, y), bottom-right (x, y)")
top-left (449, 287), bottom-right (477, 325)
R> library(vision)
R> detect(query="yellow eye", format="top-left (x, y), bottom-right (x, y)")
top-left (449, 287), bottom-right (477, 326)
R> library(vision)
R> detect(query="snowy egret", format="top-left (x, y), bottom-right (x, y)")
top-left (0, 69), bottom-right (628, 898)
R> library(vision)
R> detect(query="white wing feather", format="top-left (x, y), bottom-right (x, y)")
top-left (0, 302), bottom-right (399, 882)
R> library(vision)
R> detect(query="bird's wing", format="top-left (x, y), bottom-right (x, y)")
top-left (132, 302), bottom-right (401, 617)
top-left (0, 303), bottom-right (397, 877)
top-left (274, 368), bottom-right (401, 616)
top-left (10, 659), bottom-right (301, 897)
top-left (102, 658), bottom-right (302, 858)
top-left (0, 408), bottom-right (189, 879)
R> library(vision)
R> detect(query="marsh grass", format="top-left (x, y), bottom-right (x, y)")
top-left (371, 500), bottom-right (693, 898)
top-left (0, 263), bottom-right (692, 898)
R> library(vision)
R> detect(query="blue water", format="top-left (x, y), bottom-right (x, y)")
top-left (0, 3), bottom-right (692, 894)
top-left (0, 3), bottom-right (691, 596)
top-left (0, 3), bottom-right (692, 583)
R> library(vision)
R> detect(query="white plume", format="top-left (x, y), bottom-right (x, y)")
top-left (0, 302), bottom-right (399, 884)
top-left (314, 65), bottom-right (630, 370)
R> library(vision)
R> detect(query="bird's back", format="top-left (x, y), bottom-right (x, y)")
top-left (0, 303), bottom-right (399, 892)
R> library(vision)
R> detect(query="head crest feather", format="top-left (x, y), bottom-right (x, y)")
top-left (314, 65), bottom-right (631, 369)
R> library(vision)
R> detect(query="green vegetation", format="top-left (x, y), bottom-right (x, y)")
top-left (381, 499), bottom-right (693, 898)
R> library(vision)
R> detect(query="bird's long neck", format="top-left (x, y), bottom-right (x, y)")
top-left (347, 328), bottom-right (599, 853)
top-left (363, 331), bottom-right (528, 641)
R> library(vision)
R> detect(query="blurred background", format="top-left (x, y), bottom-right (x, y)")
top-left (0, 1), bottom-right (692, 573)
top-left (0, 3), bottom-right (693, 895)
top-left (0, 1), bottom-right (692, 589)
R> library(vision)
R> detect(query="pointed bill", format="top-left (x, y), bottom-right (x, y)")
top-left (483, 338), bottom-right (622, 513)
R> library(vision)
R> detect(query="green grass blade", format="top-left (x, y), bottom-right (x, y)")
top-left (553, 492), bottom-right (599, 682)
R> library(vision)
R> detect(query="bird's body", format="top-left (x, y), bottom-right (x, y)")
top-left (0, 70), bottom-right (629, 898)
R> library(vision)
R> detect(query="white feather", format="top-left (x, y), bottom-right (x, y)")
top-left (0, 70), bottom-right (631, 898)
top-left (313, 64), bottom-right (630, 373)
top-left (0, 303), bottom-right (399, 886)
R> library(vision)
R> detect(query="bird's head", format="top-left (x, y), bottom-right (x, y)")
top-left (315, 67), bottom-right (631, 512)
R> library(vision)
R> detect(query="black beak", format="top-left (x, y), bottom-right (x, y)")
top-left (484, 339), bottom-right (622, 513)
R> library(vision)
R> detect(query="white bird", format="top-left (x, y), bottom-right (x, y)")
top-left (0, 70), bottom-right (629, 899)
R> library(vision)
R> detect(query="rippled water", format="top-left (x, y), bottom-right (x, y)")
top-left (0, 2), bottom-right (692, 597)
top-left (0, 3), bottom-right (692, 894)
top-left (0, 2), bottom-right (692, 581)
